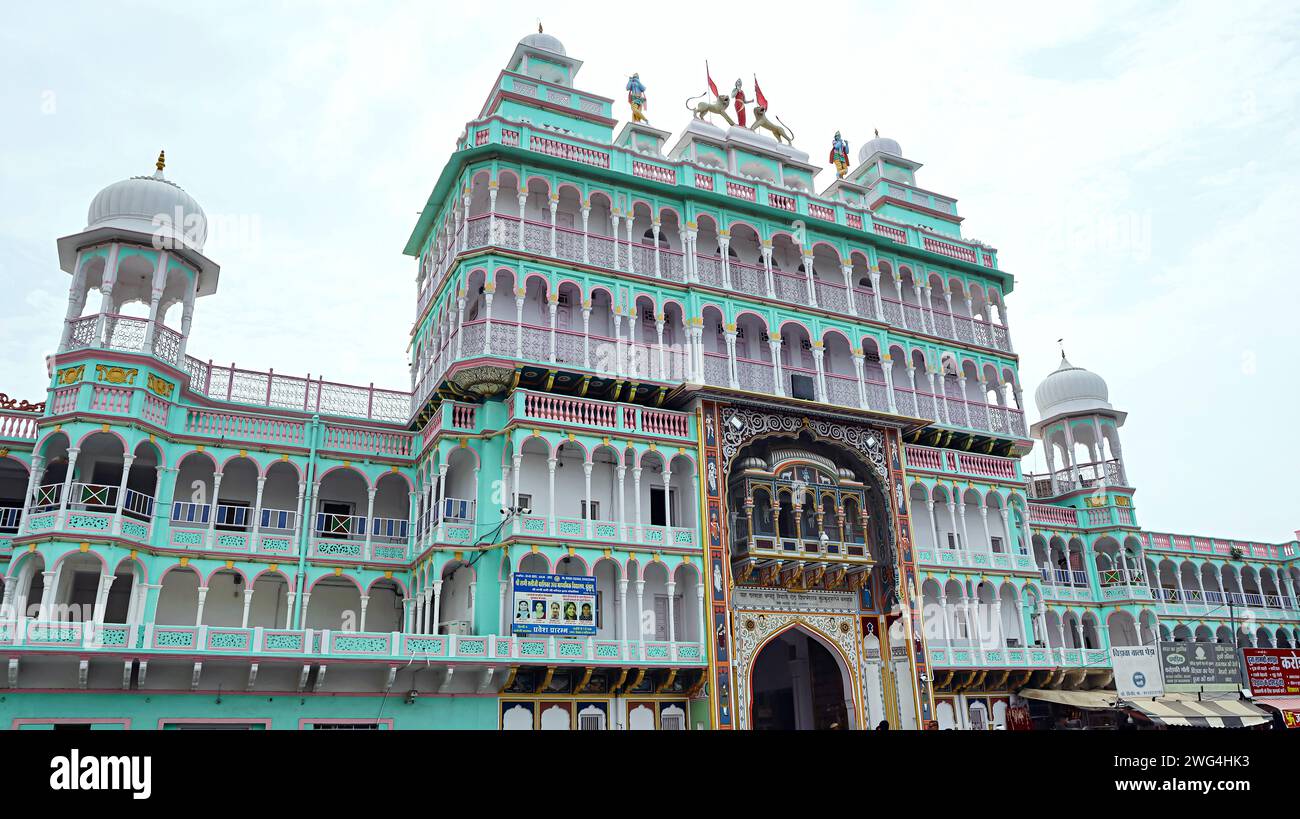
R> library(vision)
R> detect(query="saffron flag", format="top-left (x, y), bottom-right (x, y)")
top-left (754, 75), bottom-right (768, 109)
top-left (706, 62), bottom-right (719, 97)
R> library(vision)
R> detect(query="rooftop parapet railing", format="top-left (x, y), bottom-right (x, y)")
top-left (1143, 531), bottom-right (1298, 561)
top-left (59, 313), bottom-right (412, 425)
top-left (454, 116), bottom-right (1000, 272)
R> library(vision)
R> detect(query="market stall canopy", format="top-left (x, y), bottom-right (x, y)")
top-left (1252, 695), bottom-right (1300, 728)
top-left (1125, 694), bottom-right (1270, 728)
top-left (1019, 689), bottom-right (1118, 709)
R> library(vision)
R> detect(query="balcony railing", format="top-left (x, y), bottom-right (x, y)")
top-left (0, 409), bottom-right (40, 442)
top-left (904, 444), bottom-right (1020, 480)
top-left (60, 313), bottom-right (411, 424)
top-left (420, 210), bottom-right (1012, 358)
top-left (1028, 503), bottom-right (1079, 528)
top-left (928, 644), bottom-right (1110, 670)
top-left (512, 390), bottom-right (694, 440)
top-left (418, 319), bottom-right (1026, 440)
top-left (452, 114), bottom-right (999, 268)
top-left (1028, 459), bottom-right (1127, 498)
top-left (919, 546), bottom-right (1036, 573)
top-left (0, 621), bottom-right (707, 666)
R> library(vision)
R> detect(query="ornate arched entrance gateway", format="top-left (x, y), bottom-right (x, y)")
top-left (697, 401), bottom-right (931, 730)
top-left (751, 626), bottom-right (852, 730)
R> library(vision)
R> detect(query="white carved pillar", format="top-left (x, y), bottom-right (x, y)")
top-left (54, 447), bottom-right (80, 530)
top-left (768, 334), bottom-right (784, 397)
top-left (581, 202), bottom-right (591, 264)
top-left (195, 586), bottom-right (209, 627)
top-left (363, 487), bottom-right (377, 559)
top-left (547, 458), bottom-right (558, 528)
top-left (632, 466), bottom-right (643, 544)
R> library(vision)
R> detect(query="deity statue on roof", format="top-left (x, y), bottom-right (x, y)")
top-left (829, 131), bottom-right (851, 178)
top-left (626, 73), bottom-right (648, 124)
top-left (731, 78), bottom-right (748, 127)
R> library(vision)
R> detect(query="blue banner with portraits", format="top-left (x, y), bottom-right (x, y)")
top-left (512, 572), bottom-right (598, 636)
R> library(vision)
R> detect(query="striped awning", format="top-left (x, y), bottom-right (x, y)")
top-left (1125, 694), bottom-right (1271, 728)
top-left (1019, 689), bottom-right (1118, 709)
top-left (1252, 696), bottom-right (1300, 728)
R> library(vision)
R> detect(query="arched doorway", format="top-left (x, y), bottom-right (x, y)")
top-left (750, 627), bottom-right (851, 730)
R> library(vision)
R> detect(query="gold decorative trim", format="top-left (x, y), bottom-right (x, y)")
top-left (94, 365), bottom-right (138, 385)
top-left (56, 365), bottom-right (85, 386)
top-left (146, 373), bottom-right (174, 398)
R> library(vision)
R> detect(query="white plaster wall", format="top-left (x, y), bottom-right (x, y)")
top-left (250, 575), bottom-right (288, 628)
top-left (155, 570), bottom-right (201, 625)
top-left (305, 580), bottom-right (361, 630)
top-left (202, 572), bottom-right (245, 626)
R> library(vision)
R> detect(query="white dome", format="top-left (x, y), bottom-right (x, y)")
top-left (859, 135), bottom-right (903, 163)
top-left (1034, 356), bottom-right (1112, 419)
top-left (519, 30), bottom-right (566, 56)
top-left (87, 160), bottom-right (208, 251)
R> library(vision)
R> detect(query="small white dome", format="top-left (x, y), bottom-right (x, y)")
top-left (519, 30), bottom-right (566, 56)
top-left (87, 158), bottom-right (208, 251)
top-left (859, 135), bottom-right (903, 163)
top-left (1034, 356), bottom-right (1112, 419)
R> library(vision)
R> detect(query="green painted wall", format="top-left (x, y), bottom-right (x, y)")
top-left (1, 691), bottom-right (497, 730)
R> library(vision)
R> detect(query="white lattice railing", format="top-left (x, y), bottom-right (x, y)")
top-left (59, 314), bottom-right (412, 424)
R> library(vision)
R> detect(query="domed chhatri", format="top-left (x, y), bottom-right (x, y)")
top-left (86, 150), bottom-right (209, 251)
top-left (858, 131), bottom-right (903, 164)
top-left (519, 23), bottom-right (565, 56)
top-left (1033, 354), bottom-right (1112, 419)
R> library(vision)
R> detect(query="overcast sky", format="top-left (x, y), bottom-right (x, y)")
top-left (2, 1), bottom-right (1297, 542)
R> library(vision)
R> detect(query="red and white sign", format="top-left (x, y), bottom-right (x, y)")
top-left (1242, 648), bottom-right (1300, 696)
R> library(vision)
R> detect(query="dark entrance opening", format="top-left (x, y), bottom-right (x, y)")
top-left (751, 628), bottom-right (850, 730)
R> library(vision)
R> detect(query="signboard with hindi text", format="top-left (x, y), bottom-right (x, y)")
top-left (1159, 641), bottom-right (1241, 691)
top-left (1111, 645), bottom-right (1164, 698)
top-left (1242, 648), bottom-right (1300, 696)
top-left (511, 572), bottom-right (598, 636)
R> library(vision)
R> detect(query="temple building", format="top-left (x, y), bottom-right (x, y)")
top-left (0, 29), bottom-right (1295, 730)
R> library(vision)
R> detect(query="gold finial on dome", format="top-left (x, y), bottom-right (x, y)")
top-left (156, 150), bottom-right (166, 171)
top-left (538, 20), bottom-right (543, 33)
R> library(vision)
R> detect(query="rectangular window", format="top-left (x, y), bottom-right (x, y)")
top-left (947, 532), bottom-right (962, 550)
top-left (215, 499), bottom-right (251, 532)
top-left (516, 493), bottom-right (533, 514)
top-left (652, 595), bottom-right (683, 641)
top-left (580, 500), bottom-right (600, 521)
top-left (649, 487), bottom-right (677, 527)
top-left (990, 536), bottom-right (1004, 554)
top-left (318, 500), bottom-right (354, 539)
top-left (306, 722), bottom-right (385, 730)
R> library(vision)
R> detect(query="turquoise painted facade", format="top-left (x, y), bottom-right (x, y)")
top-left (2, 28), bottom-right (1295, 731)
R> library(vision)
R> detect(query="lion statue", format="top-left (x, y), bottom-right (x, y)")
top-left (750, 105), bottom-right (795, 145)
top-left (684, 92), bottom-right (735, 127)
